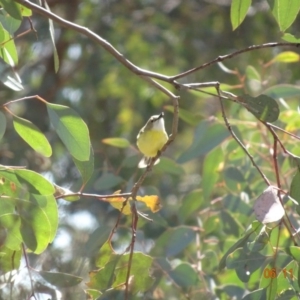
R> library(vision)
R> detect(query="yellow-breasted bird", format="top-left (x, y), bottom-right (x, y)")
top-left (136, 112), bottom-right (168, 168)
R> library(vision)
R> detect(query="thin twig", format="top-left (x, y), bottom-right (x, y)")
top-left (124, 204), bottom-right (139, 300)
top-left (2, 95), bottom-right (47, 107)
top-left (270, 130), bottom-right (281, 190)
top-left (14, 0), bottom-right (300, 88)
top-left (54, 191), bottom-right (132, 200)
top-left (215, 85), bottom-right (270, 186)
top-left (14, 0), bottom-right (173, 85)
top-left (265, 124), bottom-right (300, 244)
top-left (171, 42), bottom-right (300, 80)
top-left (122, 94), bottom-right (179, 298)
top-left (267, 123), bottom-right (300, 142)
top-left (22, 243), bottom-right (38, 300)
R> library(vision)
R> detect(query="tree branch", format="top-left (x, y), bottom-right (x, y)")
top-left (14, 0), bottom-right (174, 87)
top-left (14, 0), bottom-right (300, 88)
top-left (171, 42), bottom-right (300, 80)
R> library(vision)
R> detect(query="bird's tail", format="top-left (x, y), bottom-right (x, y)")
top-left (138, 156), bottom-right (160, 168)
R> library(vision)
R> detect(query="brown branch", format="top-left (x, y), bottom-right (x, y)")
top-left (267, 123), bottom-right (300, 142)
top-left (123, 93), bottom-right (179, 298)
top-left (14, 0), bottom-right (300, 88)
top-left (22, 243), bottom-right (38, 300)
top-left (13, 0), bottom-right (174, 87)
top-left (265, 124), bottom-right (300, 245)
top-left (171, 42), bottom-right (300, 80)
top-left (54, 191), bottom-right (132, 200)
top-left (215, 85), bottom-right (270, 186)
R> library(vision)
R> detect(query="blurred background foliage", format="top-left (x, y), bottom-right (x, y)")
top-left (1, 0), bottom-right (300, 299)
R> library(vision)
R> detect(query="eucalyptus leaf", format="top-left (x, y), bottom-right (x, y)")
top-left (39, 271), bottom-right (82, 288)
top-left (13, 115), bottom-right (52, 157)
top-left (46, 103), bottom-right (90, 161)
top-left (0, 111), bottom-right (6, 141)
top-left (238, 94), bottom-right (279, 122)
top-left (230, 0), bottom-right (251, 30)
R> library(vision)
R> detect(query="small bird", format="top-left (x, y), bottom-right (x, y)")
top-left (136, 112), bottom-right (168, 168)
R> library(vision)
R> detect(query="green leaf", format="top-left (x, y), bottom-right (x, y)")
top-left (19, 5), bottom-right (32, 17)
top-left (219, 227), bottom-right (256, 270)
top-left (247, 228), bottom-right (269, 252)
top-left (0, 169), bottom-right (21, 197)
top-left (0, 26), bottom-right (18, 65)
top-left (88, 256), bottom-right (119, 291)
top-left (14, 169), bottom-right (55, 195)
top-left (263, 84), bottom-right (300, 100)
top-left (0, 213), bottom-right (22, 250)
top-left (43, 194), bottom-right (58, 242)
top-left (202, 250), bottom-right (219, 273)
top-left (43, 1), bottom-right (59, 72)
top-left (73, 145), bottom-right (94, 187)
top-left (202, 147), bottom-right (223, 201)
top-left (85, 290), bottom-right (102, 299)
top-left (0, 246), bottom-right (21, 272)
top-left (290, 170), bottom-right (300, 215)
top-left (246, 65), bottom-right (261, 81)
top-left (230, 0), bottom-right (252, 30)
top-left (177, 120), bottom-right (230, 164)
top-left (179, 189), bottom-right (203, 223)
top-left (95, 241), bottom-right (114, 268)
top-left (102, 137), bottom-right (130, 148)
top-left (276, 289), bottom-right (298, 300)
top-left (30, 194), bottom-right (48, 208)
top-left (46, 103), bottom-right (90, 161)
top-left (170, 263), bottom-right (199, 288)
top-left (112, 252), bottom-right (153, 294)
top-left (84, 226), bottom-right (111, 258)
top-left (0, 0), bottom-right (22, 20)
top-left (1, 47), bottom-right (15, 66)
top-left (13, 115), bottom-right (52, 157)
top-left (18, 199), bottom-right (49, 253)
top-left (12, 194), bottom-right (58, 253)
top-left (282, 33), bottom-right (300, 43)
top-left (0, 111), bottom-right (6, 141)
top-left (13, 169), bottom-right (55, 195)
top-left (0, 22), bottom-right (5, 42)
top-left (0, 9), bottom-right (21, 35)
top-left (287, 246), bottom-right (300, 262)
top-left (226, 248), bottom-right (266, 282)
top-left (38, 271), bottom-right (82, 288)
top-left (88, 252), bottom-right (153, 294)
top-left (0, 196), bottom-right (15, 216)
top-left (268, 0), bottom-right (300, 31)
top-left (245, 65), bottom-right (262, 96)
top-left (93, 173), bottom-right (124, 191)
top-left (223, 194), bottom-right (252, 215)
top-left (242, 288), bottom-right (266, 300)
top-left (238, 94), bottom-right (279, 122)
top-left (224, 166), bottom-right (245, 182)
top-left (151, 226), bottom-right (196, 257)
top-left (272, 51), bottom-right (300, 63)
top-left (221, 210), bottom-right (242, 237)
top-left (155, 157), bottom-right (185, 176)
top-left (215, 285), bottom-right (245, 299)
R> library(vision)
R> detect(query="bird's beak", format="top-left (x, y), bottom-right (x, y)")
top-left (158, 112), bottom-right (164, 119)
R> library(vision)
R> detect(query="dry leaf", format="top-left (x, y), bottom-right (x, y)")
top-left (105, 191), bottom-right (131, 215)
top-left (253, 186), bottom-right (284, 224)
top-left (136, 195), bottom-right (162, 213)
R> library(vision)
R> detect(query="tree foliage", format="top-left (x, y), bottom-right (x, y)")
top-left (1, 0), bottom-right (300, 299)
